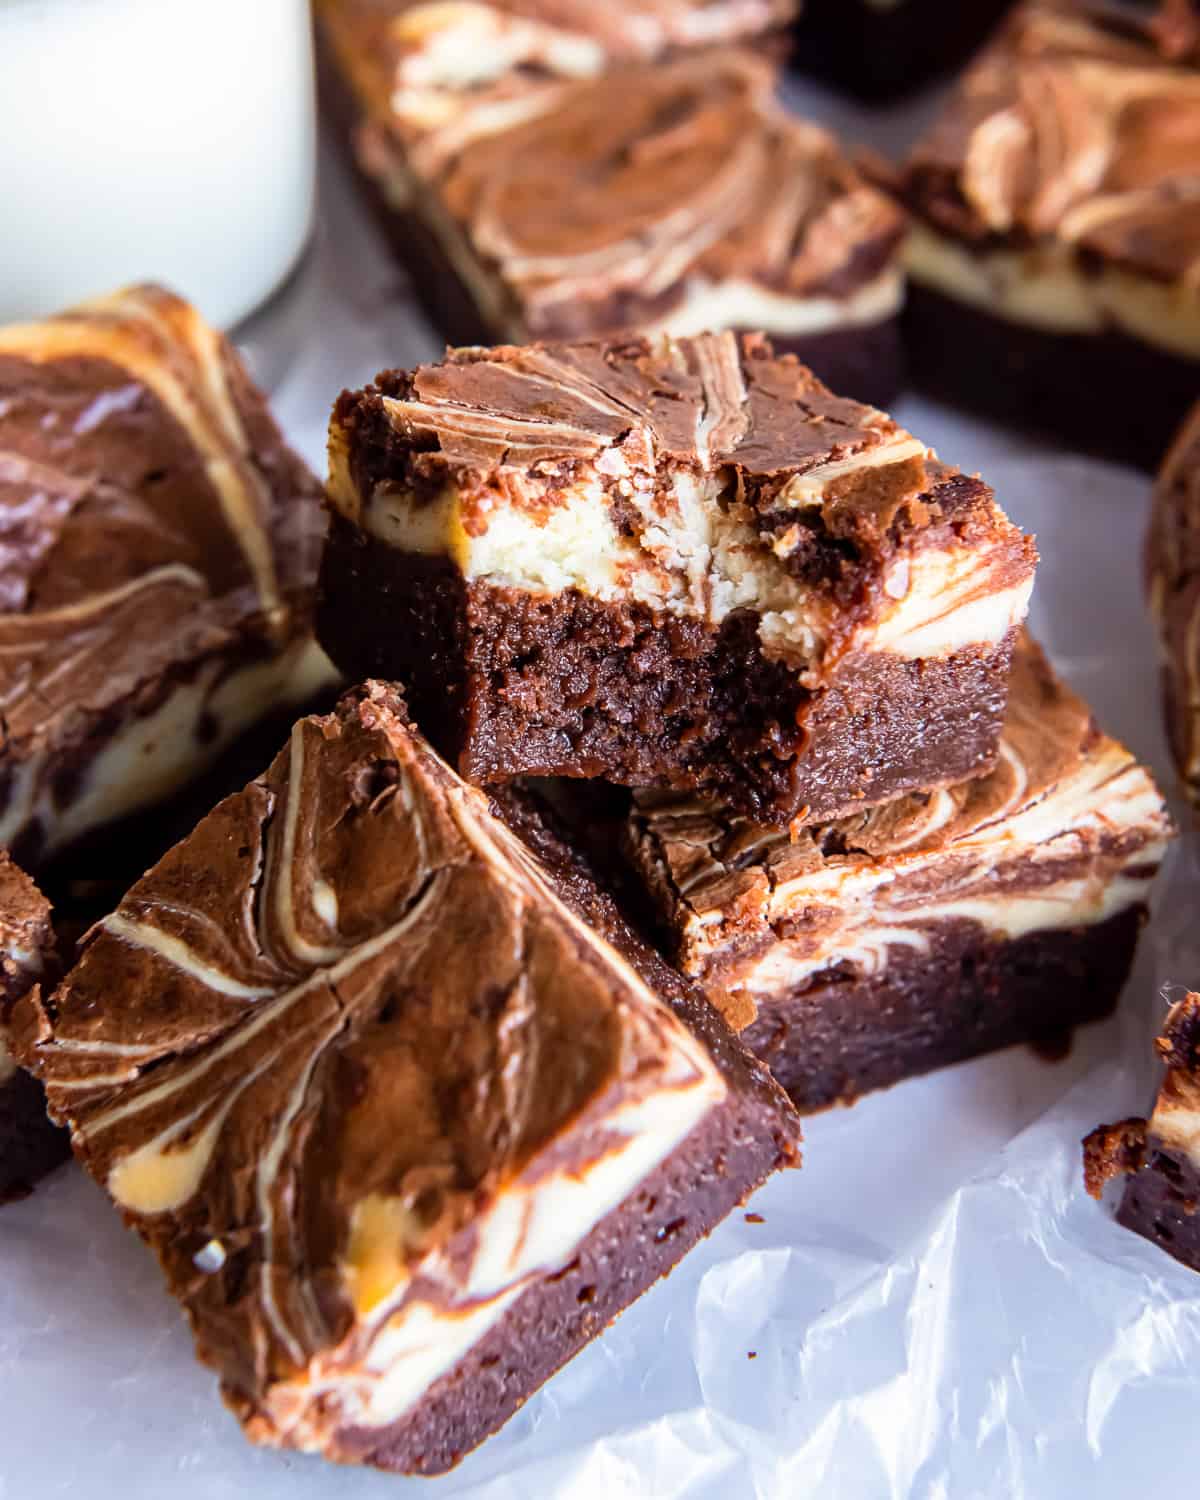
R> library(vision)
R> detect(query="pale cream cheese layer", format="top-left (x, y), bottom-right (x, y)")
top-left (333, 438), bottom-right (1030, 668)
top-left (907, 219), bottom-right (1200, 359)
top-left (643, 267), bottom-right (904, 341)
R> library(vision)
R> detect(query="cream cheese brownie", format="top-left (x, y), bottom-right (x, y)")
top-left (898, 0), bottom-right (1200, 469)
top-left (320, 43), bottom-right (907, 403)
top-left (625, 638), bottom-right (1172, 1110)
top-left (1147, 399), bottom-right (1200, 818)
top-left (1085, 991), bottom-right (1200, 1274)
top-left (0, 851), bottom-right (63, 1201)
top-left (320, 331), bottom-right (1036, 825)
top-left (13, 683), bottom-right (800, 1475)
top-left (0, 284), bottom-right (338, 871)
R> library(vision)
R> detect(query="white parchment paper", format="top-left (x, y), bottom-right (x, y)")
top-left (3, 79), bottom-right (1199, 1499)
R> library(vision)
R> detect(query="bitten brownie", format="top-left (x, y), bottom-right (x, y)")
top-left (0, 851), bottom-right (64, 1201)
top-left (625, 637), bottom-right (1173, 1111)
top-left (319, 331), bottom-right (1036, 825)
top-left (0, 283), bottom-right (338, 873)
top-left (897, 0), bottom-right (1200, 470)
top-left (13, 684), bottom-right (800, 1475)
top-left (1147, 399), bottom-right (1200, 818)
top-left (318, 35), bottom-right (907, 404)
top-left (1084, 992), bottom-right (1200, 1275)
top-left (793, 0), bottom-right (1014, 101)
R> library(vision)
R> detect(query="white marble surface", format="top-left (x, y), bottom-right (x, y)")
top-left (3, 84), bottom-right (1200, 1500)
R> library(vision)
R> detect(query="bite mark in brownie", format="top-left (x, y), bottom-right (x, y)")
top-left (625, 636), bottom-right (1172, 1108)
top-left (898, 0), bottom-right (1200, 467)
top-left (1085, 992), bottom-right (1200, 1274)
top-left (13, 684), bottom-right (799, 1474)
top-left (0, 851), bottom-right (64, 1202)
top-left (319, 331), bottom-right (1035, 824)
top-left (0, 284), bottom-right (339, 871)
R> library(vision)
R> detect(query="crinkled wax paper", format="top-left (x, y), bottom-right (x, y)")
top-left (4, 88), bottom-right (1200, 1500)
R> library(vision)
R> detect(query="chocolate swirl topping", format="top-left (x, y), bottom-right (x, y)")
top-left (338, 330), bottom-right (925, 508)
top-left (430, 51), bottom-right (903, 332)
top-left (391, 51), bottom-right (901, 335)
top-left (903, 0), bottom-right (1200, 281)
top-left (13, 686), bottom-right (740, 1455)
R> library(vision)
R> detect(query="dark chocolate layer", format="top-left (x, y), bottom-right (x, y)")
top-left (1086, 990), bottom-right (1200, 1273)
top-left (1115, 1141), bottom-right (1200, 1273)
top-left (0, 1068), bottom-right (70, 1204)
top-left (742, 908), bottom-right (1143, 1111)
top-left (337, 1096), bottom-right (777, 1472)
top-left (318, 520), bottom-right (1015, 823)
top-left (904, 282), bottom-right (1199, 472)
top-left (793, 0), bottom-right (1014, 101)
top-left (0, 849), bottom-right (64, 1202)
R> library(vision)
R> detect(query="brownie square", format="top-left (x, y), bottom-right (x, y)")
top-left (13, 683), bottom-right (800, 1474)
top-left (1085, 991), bottom-right (1200, 1274)
top-left (0, 851), bottom-right (65, 1202)
top-left (319, 331), bottom-right (1035, 825)
top-left (0, 283), bottom-right (338, 873)
top-left (318, 24), bottom-right (907, 405)
top-left (626, 636), bottom-right (1172, 1109)
top-left (898, 0), bottom-right (1200, 469)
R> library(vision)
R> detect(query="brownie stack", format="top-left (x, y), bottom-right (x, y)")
top-left (317, 327), bottom-right (1171, 1116)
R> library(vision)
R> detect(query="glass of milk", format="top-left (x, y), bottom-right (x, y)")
top-left (0, 0), bottom-right (316, 336)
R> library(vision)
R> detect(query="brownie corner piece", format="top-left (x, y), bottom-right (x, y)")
top-left (319, 331), bottom-right (1035, 825)
top-left (1085, 992), bottom-right (1200, 1274)
top-left (627, 634), bottom-right (1172, 1111)
top-left (14, 683), bottom-right (798, 1474)
top-left (0, 850), bottom-right (66, 1202)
